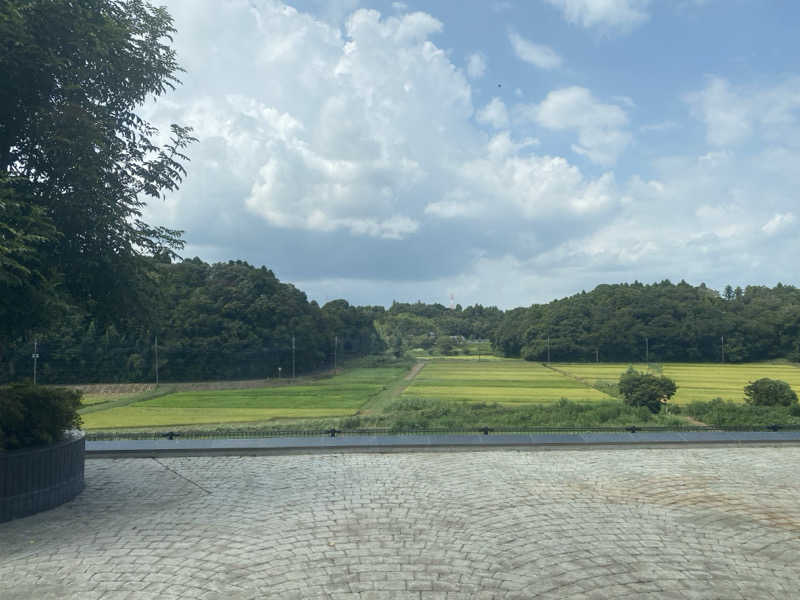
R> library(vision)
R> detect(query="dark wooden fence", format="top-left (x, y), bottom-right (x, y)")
top-left (1, 433), bottom-right (85, 523)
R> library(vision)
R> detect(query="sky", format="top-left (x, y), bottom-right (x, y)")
top-left (142, 0), bottom-right (800, 308)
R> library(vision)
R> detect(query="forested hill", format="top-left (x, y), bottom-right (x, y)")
top-left (0, 258), bottom-right (385, 384)
top-left (495, 281), bottom-right (800, 363)
top-left (376, 301), bottom-right (504, 355)
top-left (5, 268), bottom-right (800, 384)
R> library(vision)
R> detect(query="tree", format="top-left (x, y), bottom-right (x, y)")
top-left (435, 336), bottom-right (455, 356)
top-left (1, 0), bottom-right (195, 346)
top-left (618, 367), bottom-right (677, 413)
top-left (743, 378), bottom-right (798, 407)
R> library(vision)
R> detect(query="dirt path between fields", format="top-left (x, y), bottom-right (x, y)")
top-left (405, 361), bottom-right (426, 381)
top-left (359, 362), bottom-right (425, 415)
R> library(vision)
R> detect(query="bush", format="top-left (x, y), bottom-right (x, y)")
top-left (618, 367), bottom-right (677, 414)
top-left (743, 378), bottom-right (798, 407)
top-left (0, 384), bottom-right (82, 451)
top-left (682, 396), bottom-right (800, 427)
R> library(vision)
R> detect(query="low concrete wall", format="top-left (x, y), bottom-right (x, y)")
top-left (1, 433), bottom-right (85, 523)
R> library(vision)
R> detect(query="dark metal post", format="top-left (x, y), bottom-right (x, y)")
top-left (154, 336), bottom-right (159, 387)
top-left (32, 340), bottom-right (39, 385)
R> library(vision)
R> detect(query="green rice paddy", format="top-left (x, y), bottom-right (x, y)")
top-left (79, 358), bottom-right (800, 430)
top-left (550, 362), bottom-right (800, 404)
top-left (403, 359), bottom-right (611, 404)
top-left (80, 367), bottom-right (404, 429)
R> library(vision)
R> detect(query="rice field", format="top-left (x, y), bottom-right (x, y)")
top-left (403, 359), bottom-right (611, 405)
top-left (553, 362), bottom-right (800, 404)
top-left (80, 367), bottom-right (404, 429)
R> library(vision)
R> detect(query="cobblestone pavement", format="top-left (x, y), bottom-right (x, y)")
top-left (2, 448), bottom-right (800, 599)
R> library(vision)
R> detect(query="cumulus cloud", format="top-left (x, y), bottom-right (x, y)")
top-left (522, 86), bottom-right (631, 165)
top-left (466, 52), bottom-right (487, 79)
top-left (426, 132), bottom-right (617, 221)
top-left (686, 76), bottom-right (800, 148)
top-left (138, 1), bottom-right (800, 307)
top-left (543, 0), bottom-right (650, 33)
top-left (476, 97), bottom-right (510, 129)
top-left (142, 0), bottom-right (622, 292)
top-left (508, 31), bottom-right (563, 70)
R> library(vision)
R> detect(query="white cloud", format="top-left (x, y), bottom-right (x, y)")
top-left (508, 31), bottom-right (563, 70)
top-left (428, 132), bottom-right (618, 221)
top-left (544, 0), bottom-right (650, 33)
top-left (466, 52), bottom-right (486, 79)
top-left (144, 0), bottom-right (621, 288)
top-left (476, 97), bottom-right (509, 129)
top-left (762, 213), bottom-right (796, 235)
top-left (140, 0), bottom-right (800, 308)
top-left (524, 86), bottom-right (631, 165)
top-left (686, 76), bottom-right (800, 148)
top-left (686, 77), bottom-right (752, 146)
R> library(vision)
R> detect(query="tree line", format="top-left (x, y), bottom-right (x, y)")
top-left (1, 257), bottom-right (385, 384)
top-left (494, 280), bottom-right (800, 363)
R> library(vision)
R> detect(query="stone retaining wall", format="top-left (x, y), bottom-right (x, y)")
top-left (0, 433), bottom-right (85, 522)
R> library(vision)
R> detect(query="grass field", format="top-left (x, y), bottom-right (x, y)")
top-left (403, 359), bottom-right (611, 404)
top-left (81, 367), bottom-right (405, 429)
top-left (553, 362), bottom-right (800, 404)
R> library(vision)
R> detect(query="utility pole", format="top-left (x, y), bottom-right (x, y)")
top-left (547, 336), bottom-right (550, 363)
top-left (32, 340), bottom-right (39, 385)
top-left (292, 335), bottom-right (296, 380)
top-left (154, 336), bottom-right (159, 387)
top-left (645, 336), bottom-right (649, 363)
top-left (595, 349), bottom-right (599, 363)
top-left (333, 335), bottom-right (338, 373)
top-left (721, 335), bottom-right (725, 363)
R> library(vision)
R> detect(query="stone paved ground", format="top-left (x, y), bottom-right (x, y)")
top-left (2, 448), bottom-right (800, 599)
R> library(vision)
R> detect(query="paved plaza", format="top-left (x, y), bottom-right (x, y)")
top-left (2, 447), bottom-right (799, 599)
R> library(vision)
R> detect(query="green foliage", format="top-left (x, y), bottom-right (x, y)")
top-left (382, 397), bottom-right (682, 432)
top-left (376, 301), bottom-right (503, 354)
top-left (743, 378), bottom-right (798, 407)
top-left (495, 280), bottom-right (800, 363)
top-left (0, 384), bottom-right (82, 450)
top-left (1, 259), bottom-right (386, 383)
top-left (435, 336), bottom-right (456, 356)
top-left (683, 398), bottom-right (800, 427)
top-left (1, 0), bottom-right (195, 345)
top-left (618, 367), bottom-right (677, 413)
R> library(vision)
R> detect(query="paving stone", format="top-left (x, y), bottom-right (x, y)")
top-left (2, 448), bottom-right (800, 598)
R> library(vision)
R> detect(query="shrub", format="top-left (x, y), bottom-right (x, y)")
top-left (0, 384), bottom-right (82, 451)
top-left (618, 367), bottom-right (677, 414)
top-left (743, 378), bottom-right (798, 407)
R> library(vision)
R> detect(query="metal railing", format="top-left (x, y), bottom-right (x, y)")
top-left (83, 423), bottom-right (800, 441)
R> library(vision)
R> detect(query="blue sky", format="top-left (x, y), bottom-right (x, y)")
top-left (143, 0), bottom-right (800, 307)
